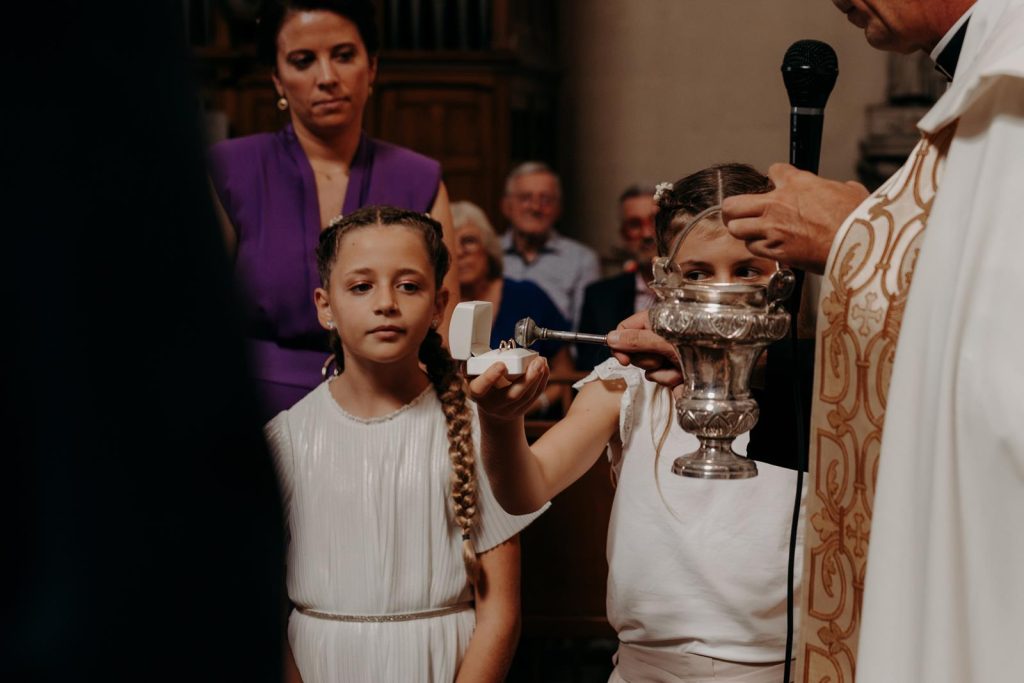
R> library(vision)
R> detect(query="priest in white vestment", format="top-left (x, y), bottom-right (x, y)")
top-left (856, 1), bottom-right (1024, 680)
top-left (606, 1), bottom-right (1024, 679)
top-left (715, 0), bottom-right (1024, 680)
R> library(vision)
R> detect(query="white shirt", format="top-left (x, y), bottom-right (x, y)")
top-left (502, 230), bottom-right (601, 328)
top-left (633, 272), bottom-right (655, 314)
top-left (577, 360), bottom-right (806, 663)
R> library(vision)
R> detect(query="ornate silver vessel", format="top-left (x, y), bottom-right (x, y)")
top-left (650, 206), bottom-right (794, 479)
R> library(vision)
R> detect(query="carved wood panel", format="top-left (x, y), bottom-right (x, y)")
top-left (369, 68), bottom-right (505, 221)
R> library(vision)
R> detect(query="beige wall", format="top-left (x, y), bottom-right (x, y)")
top-left (558, 0), bottom-right (890, 253)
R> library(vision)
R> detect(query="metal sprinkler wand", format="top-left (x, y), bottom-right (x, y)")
top-left (514, 317), bottom-right (608, 349)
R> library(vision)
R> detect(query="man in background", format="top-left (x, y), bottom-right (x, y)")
top-left (576, 184), bottom-right (658, 370)
top-left (605, 183), bottom-right (660, 275)
top-left (501, 162), bottom-right (600, 329)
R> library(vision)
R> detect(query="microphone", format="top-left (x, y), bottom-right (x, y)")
top-left (747, 40), bottom-right (839, 474)
top-left (781, 40), bottom-right (838, 174)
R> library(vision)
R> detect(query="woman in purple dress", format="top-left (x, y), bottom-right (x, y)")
top-left (209, 0), bottom-right (458, 420)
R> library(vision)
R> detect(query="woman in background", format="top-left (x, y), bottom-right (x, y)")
top-left (209, 0), bottom-right (458, 420)
top-left (452, 200), bottom-right (575, 416)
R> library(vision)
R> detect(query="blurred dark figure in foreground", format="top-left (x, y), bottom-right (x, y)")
top-left (2, 3), bottom-right (285, 681)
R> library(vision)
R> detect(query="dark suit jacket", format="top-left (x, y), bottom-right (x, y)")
top-left (576, 273), bottom-right (638, 371)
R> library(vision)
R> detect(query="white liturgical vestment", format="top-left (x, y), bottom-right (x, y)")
top-left (857, 0), bottom-right (1024, 681)
top-left (798, 2), bottom-right (1024, 681)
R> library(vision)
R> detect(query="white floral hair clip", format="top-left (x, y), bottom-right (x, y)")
top-left (653, 182), bottom-right (674, 207)
top-left (327, 213), bottom-right (345, 228)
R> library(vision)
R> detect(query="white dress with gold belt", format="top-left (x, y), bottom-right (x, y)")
top-left (265, 381), bottom-right (544, 683)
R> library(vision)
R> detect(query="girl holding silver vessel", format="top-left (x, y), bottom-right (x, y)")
top-left (471, 164), bottom-right (806, 683)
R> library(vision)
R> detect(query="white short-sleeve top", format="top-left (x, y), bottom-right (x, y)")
top-left (577, 359), bottom-right (806, 664)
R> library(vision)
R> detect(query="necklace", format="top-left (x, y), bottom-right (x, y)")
top-left (310, 158), bottom-right (348, 182)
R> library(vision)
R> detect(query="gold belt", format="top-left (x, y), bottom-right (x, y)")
top-left (296, 602), bottom-right (472, 623)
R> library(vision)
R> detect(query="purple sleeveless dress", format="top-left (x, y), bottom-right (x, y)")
top-left (209, 125), bottom-right (441, 420)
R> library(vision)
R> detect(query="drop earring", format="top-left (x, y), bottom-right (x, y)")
top-left (276, 96), bottom-right (289, 111)
top-left (321, 354), bottom-right (340, 378)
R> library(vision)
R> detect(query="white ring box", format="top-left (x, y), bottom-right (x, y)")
top-left (449, 301), bottom-right (539, 377)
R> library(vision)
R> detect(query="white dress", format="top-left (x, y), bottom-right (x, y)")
top-left (264, 380), bottom-right (544, 683)
top-left (576, 360), bottom-right (806, 681)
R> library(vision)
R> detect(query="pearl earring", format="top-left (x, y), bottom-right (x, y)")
top-left (276, 96), bottom-right (288, 111)
top-left (326, 321), bottom-right (335, 329)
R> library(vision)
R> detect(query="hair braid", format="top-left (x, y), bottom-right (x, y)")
top-left (419, 328), bottom-right (481, 584)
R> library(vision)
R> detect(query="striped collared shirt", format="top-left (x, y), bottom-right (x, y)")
top-left (501, 230), bottom-right (601, 329)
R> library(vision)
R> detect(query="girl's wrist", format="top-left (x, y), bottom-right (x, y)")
top-left (478, 410), bottom-right (525, 429)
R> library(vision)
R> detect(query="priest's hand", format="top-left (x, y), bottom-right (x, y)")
top-left (722, 163), bottom-right (869, 274)
top-left (606, 311), bottom-right (683, 389)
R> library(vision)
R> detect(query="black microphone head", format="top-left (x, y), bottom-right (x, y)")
top-left (781, 40), bottom-right (838, 108)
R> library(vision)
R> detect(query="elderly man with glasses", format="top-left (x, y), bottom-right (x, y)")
top-left (499, 161), bottom-right (600, 330)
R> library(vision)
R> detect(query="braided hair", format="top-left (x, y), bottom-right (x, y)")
top-left (315, 206), bottom-right (481, 583)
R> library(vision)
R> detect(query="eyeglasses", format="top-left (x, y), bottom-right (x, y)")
top-left (510, 192), bottom-right (558, 208)
top-left (457, 234), bottom-right (484, 252)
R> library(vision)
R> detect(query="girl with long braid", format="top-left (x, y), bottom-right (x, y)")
top-left (473, 164), bottom-right (806, 683)
top-left (264, 205), bottom-right (545, 683)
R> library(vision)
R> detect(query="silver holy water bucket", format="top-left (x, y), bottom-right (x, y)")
top-left (649, 206), bottom-right (795, 479)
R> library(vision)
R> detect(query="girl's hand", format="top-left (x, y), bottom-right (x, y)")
top-left (606, 311), bottom-right (684, 388)
top-left (468, 356), bottom-right (549, 422)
